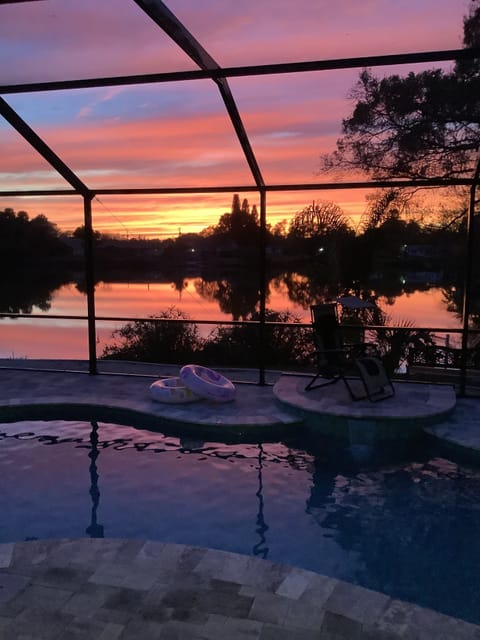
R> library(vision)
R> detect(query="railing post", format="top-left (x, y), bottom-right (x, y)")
top-left (83, 193), bottom-right (98, 374)
top-left (258, 189), bottom-right (267, 385)
top-left (460, 156), bottom-right (480, 396)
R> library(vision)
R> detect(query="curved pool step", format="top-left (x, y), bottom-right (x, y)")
top-left (273, 375), bottom-right (457, 440)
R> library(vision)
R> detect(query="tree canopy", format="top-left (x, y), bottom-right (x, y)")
top-left (288, 201), bottom-right (352, 238)
top-left (0, 207), bottom-right (69, 265)
top-left (321, 1), bottom-right (480, 181)
top-left (210, 194), bottom-right (261, 245)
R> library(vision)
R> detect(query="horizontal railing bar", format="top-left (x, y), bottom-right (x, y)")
top-left (0, 312), bottom-right (472, 334)
top-left (0, 313), bottom-right (298, 326)
top-left (0, 177), bottom-right (472, 198)
top-left (363, 325), bottom-right (466, 332)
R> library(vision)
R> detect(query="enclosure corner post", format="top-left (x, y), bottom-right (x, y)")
top-left (258, 189), bottom-right (267, 386)
top-left (460, 156), bottom-right (480, 396)
top-left (84, 193), bottom-right (98, 375)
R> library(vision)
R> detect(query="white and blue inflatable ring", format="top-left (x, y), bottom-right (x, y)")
top-left (149, 377), bottom-right (201, 404)
top-left (180, 364), bottom-right (236, 403)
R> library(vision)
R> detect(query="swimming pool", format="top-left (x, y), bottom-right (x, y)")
top-left (1, 418), bottom-right (480, 624)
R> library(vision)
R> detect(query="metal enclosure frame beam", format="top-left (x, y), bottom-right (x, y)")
top-left (1, 48), bottom-right (479, 95)
top-left (0, 97), bottom-right (90, 196)
top-left (133, 0), bottom-right (264, 188)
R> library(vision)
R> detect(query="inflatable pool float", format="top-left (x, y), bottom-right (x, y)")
top-left (149, 377), bottom-right (201, 404)
top-left (180, 364), bottom-right (236, 403)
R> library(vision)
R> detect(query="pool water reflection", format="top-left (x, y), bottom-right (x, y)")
top-left (1, 419), bottom-right (479, 624)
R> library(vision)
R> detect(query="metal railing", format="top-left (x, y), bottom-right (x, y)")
top-left (2, 312), bottom-right (480, 393)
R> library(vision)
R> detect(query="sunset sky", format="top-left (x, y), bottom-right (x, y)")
top-left (0, 0), bottom-right (471, 238)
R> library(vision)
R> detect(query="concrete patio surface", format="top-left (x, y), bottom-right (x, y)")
top-left (0, 359), bottom-right (475, 449)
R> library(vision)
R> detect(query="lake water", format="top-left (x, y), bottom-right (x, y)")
top-left (0, 280), bottom-right (463, 360)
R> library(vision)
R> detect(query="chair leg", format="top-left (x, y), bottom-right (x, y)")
top-left (341, 374), bottom-right (368, 401)
top-left (353, 357), bottom-right (395, 402)
top-left (305, 373), bottom-right (342, 392)
top-left (305, 358), bottom-right (395, 402)
top-left (364, 378), bottom-right (395, 402)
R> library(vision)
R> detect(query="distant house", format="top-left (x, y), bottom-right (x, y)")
top-left (401, 271), bottom-right (444, 285)
top-left (62, 236), bottom-right (84, 258)
top-left (400, 244), bottom-right (446, 259)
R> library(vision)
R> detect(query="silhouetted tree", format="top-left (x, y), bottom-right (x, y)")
top-left (286, 201), bottom-right (354, 282)
top-left (321, 2), bottom-right (480, 180)
top-left (72, 225), bottom-right (102, 241)
top-left (0, 208), bottom-right (70, 266)
top-left (360, 188), bottom-right (410, 231)
top-left (212, 194), bottom-right (262, 246)
top-left (288, 201), bottom-right (352, 238)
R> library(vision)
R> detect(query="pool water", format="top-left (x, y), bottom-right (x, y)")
top-left (1, 419), bottom-right (480, 624)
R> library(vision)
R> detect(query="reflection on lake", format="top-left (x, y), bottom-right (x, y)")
top-left (0, 277), bottom-right (463, 360)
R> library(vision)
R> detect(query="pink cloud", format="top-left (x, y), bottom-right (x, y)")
top-left (0, 0), bottom-right (467, 84)
top-left (169, 0), bottom-right (466, 65)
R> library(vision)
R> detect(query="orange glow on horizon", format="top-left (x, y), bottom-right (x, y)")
top-left (2, 186), bottom-right (450, 239)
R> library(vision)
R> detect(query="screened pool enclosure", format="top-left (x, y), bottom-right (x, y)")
top-left (0, 0), bottom-right (479, 393)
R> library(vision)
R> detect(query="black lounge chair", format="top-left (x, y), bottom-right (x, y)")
top-left (305, 303), bottom-right (395, 402)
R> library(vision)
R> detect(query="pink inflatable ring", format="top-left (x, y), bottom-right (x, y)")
top-left (180, 364), bottom-right (236, 403)
top-left (149, 377), bottom-right (201, 404)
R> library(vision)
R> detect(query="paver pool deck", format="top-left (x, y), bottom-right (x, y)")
top-left (1, 360), bottom-right (480, 638)
top-left (2, 538), bottom-right (480, 640)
